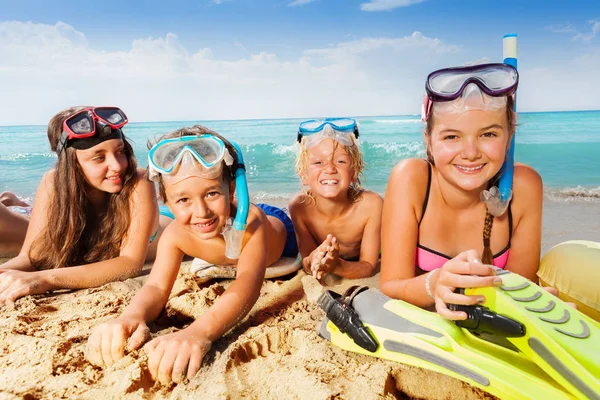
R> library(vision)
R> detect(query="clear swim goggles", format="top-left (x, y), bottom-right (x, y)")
top-left (148, 135), bottom-right (234, 184)
top-left (297, 118), bottom-right (359, 149)
top-left (422, 63), bottom-right (518, 121)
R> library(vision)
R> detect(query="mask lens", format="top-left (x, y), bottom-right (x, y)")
top-left (187, 139), bottom-right (224, 166)
top-left (67, 112), bottom-right (94, 135)
top-left (95, 107), bottom-right (126, 125)
top-left (150, 137), bottom-right (226, 172)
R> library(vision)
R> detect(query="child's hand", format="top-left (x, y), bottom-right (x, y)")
top-left (0, 270), bottom-right (51, 303)
top-left (431, 250), bottom-right (501, 320)
top-left (311, 234), bottom-right (340, 280)
top-left (86, 317), bottom-right (150, 367)
top-left (144, 328), bottom-right (212, 384)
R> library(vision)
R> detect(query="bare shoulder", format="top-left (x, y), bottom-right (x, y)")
top-left (288, 192), bottom-right (311, 215)
top-left (512, 163), bottom-right (543, 213)
top-left (356, 190), bottom-right (383, 211)
top-left (389, 158), bottom-right (429, 184)
top-left (513, 163), bottom-right (543, 189)
top-left (132, 168), bottom-right (156, 198)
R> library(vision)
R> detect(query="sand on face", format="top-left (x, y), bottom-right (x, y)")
top-left (0, 260), bottom-right (495, 400)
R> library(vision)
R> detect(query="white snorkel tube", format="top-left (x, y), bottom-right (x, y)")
top-left (481, 34), bottom-right (518, 217)
top-left (222, 141), bottom-right (249, 259)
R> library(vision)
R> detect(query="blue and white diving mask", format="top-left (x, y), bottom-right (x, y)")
top-left (297, 118), bottom-right (359, 149)
top-left (148, 135), bottom-right (234, 184)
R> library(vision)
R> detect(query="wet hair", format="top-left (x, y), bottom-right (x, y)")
top-left (295, 137), bottom-right (365, 204)
top-left (424, 96), bottom-right (517, 265)
top-left (29, 106), bottom-right (138, 269)
top-left (147, 125), bottom-right (239, 203)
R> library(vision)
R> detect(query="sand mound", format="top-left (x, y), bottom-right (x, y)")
top-left (0, 261), bottom-right (493, 399)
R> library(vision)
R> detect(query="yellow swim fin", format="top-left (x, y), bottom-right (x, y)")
top-left (464, 268), bottom-right (600, 400)
top-left (319, 288), bottom-right (577, 400)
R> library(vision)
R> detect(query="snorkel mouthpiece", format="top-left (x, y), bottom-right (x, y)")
top-left (223, 141), bottom-right (249, 260)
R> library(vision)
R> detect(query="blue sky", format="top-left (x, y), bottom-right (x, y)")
top-left (1, 0), bottom-right (599, 124)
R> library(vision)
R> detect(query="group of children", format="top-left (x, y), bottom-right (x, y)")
top-left (0, 63), bottom-right (595, 384)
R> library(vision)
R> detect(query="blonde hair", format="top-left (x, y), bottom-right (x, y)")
top-left (295, 137), bottom-right (365, 204)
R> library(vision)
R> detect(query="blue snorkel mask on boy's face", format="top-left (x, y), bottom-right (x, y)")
top-left (148, 135), bottom-right (234, 184)
top-left (148, 134), bottom-right (250, 259)
top-left (297, 118), bottom-right (359, 149)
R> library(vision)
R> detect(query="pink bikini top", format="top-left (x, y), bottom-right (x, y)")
top-left (415, 162), bottom-right (512, 272)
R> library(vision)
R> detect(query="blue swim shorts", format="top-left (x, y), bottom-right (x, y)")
top-left (256, 203), bottom-right (298, 258)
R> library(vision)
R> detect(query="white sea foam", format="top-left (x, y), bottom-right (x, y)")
top-left (544, 186), bottom-right (600, 202)
top-left (271, 144), bottom-right (297, 155)
top-left (372, 119), bottom-right (422, 124)
top-left (370, 141), bottom-right (425, 157)
top-left (0, 152), bottom-right (55, 161)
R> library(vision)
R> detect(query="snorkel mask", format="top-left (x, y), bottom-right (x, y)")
top-left (57, 107), bottom-right (128, 155)
top-left (148, 134), bottom-right (250, 259)
top-left (422, 63), bottom-right (519, 217)
top-left (297, 118), bottom-right (359, 149)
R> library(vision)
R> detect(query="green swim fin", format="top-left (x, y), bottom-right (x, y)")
top-left (319, 288), bottom-right (577, 400)
top-left (464, 268), bottom-right (600, 400)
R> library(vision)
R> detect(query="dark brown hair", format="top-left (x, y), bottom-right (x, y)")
top-left (29, 106), bottom-right (138, 269)
top-left (147, 125), bottom-right (239, 203)
top-left (424, 96), bottom-right (517, 264)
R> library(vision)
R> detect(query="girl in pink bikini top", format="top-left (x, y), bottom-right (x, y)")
top-left (381, 63), bottom-right (544, 321)
top-left (415, 161), bottom-right (512, 271)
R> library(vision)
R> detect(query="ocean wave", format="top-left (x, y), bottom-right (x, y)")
top-left (367, 141), bottom-right (425, 157)
top-left (0, 152), bottom-right (56, 161)
top-left (544, 186), bottom-right (600, 202)
top-left (270, 144), bottom-right (297, 156)
top-left (371, 119), bottom-right (422, 124)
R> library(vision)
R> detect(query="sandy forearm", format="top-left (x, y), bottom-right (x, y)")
top-left (186, 273), bottom-right (263, 342)
top-left (121, 284), bottom-right (171, 322)
top-left (42, 256), bottom-right (143, 291)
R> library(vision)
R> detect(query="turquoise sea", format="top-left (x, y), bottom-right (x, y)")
top-left (1, 111), bottom-right (599, 203)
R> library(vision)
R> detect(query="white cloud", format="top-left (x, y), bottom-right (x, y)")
top-left (1, 20), bottom-right (599, 125)
top-left (572, 19), bottom-right (600, 42)
top-left (360, 0), bottom-right (425, 12)
top-left (545, 23), bottom-right (575, 33)
top-left (0, 22), bottom-right (467, 125)
top-left (288, 0), bottom-right (317, 7)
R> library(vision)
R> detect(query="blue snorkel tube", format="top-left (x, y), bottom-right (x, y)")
top-left (223, 141), bottom-right (249, 259)
top-left (482, 34), bottom-right (518, 216)
top-left (499, 33), bottom-right (518, 207)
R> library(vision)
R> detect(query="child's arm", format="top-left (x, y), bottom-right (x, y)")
top-left (87, 223), bottom-right (185, 367)
top-left (0, 171), bottom-right (54, 272)
top-left (143, 212), bottom-right (268, 384)
top-left (288, 195), bottom-right (321, 274)
top-left (380, 159), bottom-right (497, 319)
top-left (320, 192), bottom-right (382, 279)
top-left (0, 171), bottom-right (158, 303)
top-left (503, 164), bottom-right (543, 282)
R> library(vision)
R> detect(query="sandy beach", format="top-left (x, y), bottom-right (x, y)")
top-left (0, 197), bottom-right (598, 399)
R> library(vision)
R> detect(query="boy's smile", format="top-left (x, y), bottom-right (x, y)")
top-left (305, 139), bottom-right (355, 200)
top-left (165, 175), bottom-right (233, 239)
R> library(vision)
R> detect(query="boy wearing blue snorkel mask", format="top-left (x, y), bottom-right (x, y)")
top-left (290, 118), bottom-right (383, 282)
top-left (87, 125), bottom-right (294, 384)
